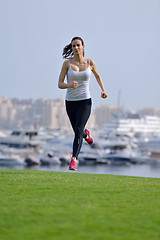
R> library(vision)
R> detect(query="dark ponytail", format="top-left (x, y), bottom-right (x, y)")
top-left (62, 37), bottom-right (84, 59)
top-left (62, 43), bottom-right (73, 59)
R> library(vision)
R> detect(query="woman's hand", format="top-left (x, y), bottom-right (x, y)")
top-left (101, 91), bottom-right (107, 99)
top-left (71, 81), bottom-right (78, 88)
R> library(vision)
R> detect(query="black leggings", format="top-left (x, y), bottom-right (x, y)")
top-left (65, 98), bottom-right (92, 158)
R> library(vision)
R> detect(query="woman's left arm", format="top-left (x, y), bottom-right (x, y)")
top-left (90, 59), bottom-right (107, 99)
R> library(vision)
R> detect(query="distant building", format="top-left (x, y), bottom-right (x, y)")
top-left (0, 97), bottom-right (16, 127)
top-left (94, 104), bottom-right (124, 128)
top-left (137, 108), bottom-right (160, 117)
top-left (42, 99), bottom-right (71, 130)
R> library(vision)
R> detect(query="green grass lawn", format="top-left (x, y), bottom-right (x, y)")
top-left (0, 169), bottom-right (160, 240)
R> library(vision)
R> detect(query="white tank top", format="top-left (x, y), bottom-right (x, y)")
top-left (65, 60), bottom-right (91, 101)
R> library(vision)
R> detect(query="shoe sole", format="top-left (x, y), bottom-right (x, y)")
top-left (69, 167), bottom-right (77, 171)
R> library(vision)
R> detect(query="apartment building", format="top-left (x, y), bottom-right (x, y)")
top-left (0, 97), bottom-right (95, 130)
top-left (93, 104), bottom-right (124, 128)
top-left (0, 97), bottom-right (16, 127)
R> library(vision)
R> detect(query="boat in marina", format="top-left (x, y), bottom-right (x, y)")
top-left (103, 145), bottom-right (148, 164)
top-left (39, 150), bottom-right (61, 165)
top-left (100, 114), bottom-right (160, 137)
top-left (97, 114), bottom-right (160, 161)
top-left (0, 129), bottom-right (46, 149)
top-left (0, 150), bottom-right (23, 166)
top-left (137, 136), bottom-right (160, 151)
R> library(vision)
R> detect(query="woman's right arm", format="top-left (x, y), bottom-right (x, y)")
top-left (58, 61), bottom-right (78, 89)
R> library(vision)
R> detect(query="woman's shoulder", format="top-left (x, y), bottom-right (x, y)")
top-left (62, 59), bottom-right (70, 70)
top-left (63, 59), bottom-right (70, 65)
top-left (86, 58), bottom-right (95, 65)
top-left (87, 59), bottom-right (96, 70)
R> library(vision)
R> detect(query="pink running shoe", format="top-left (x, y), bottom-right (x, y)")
top-left (69, 157), bottom-right (77, 171)
top-left (84, 129), bottom-right (93, 145)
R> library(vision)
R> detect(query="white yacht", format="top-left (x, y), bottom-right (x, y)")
top-left (100, 114), bottom-right (160, 137)
top-left (0, 129), bottom-right (44, 149)
top-left (0, 149), bottom-right (23, 166)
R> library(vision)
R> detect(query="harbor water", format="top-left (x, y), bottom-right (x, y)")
top-left (1, 162), bottom-right (160, 178)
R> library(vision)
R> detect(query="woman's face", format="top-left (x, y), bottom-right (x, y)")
top-left (72, 39), bottom-right (84, 56)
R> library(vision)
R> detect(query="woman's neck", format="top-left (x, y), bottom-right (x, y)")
top-left (73, 54), bottom-right (85, 63)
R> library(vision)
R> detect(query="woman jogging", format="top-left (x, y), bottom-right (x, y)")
top-left (58, 37), bottom-right (107, 170)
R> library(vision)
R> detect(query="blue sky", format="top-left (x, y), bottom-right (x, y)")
top-left (0, 0), bottom-right (160, 111)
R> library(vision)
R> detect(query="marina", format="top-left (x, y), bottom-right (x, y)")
top-left (0, 114), bottom-right (160, 178)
